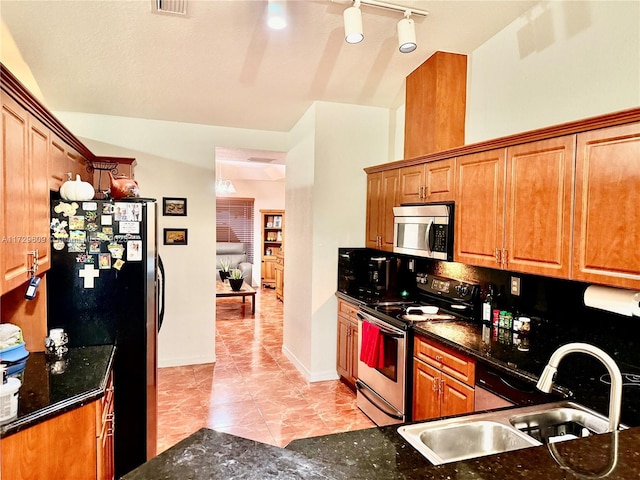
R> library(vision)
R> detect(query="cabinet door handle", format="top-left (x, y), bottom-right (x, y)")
top-left (432, 378), bottom-right (438, 392)
top-left (495, 248), bottom-right (502, 265)
top-left (440, 379), bottom-right (445, 398)
top-left (502, 248), bottom-right (509, 267)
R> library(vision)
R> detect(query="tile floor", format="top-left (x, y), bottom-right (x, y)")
top-left (157, 286), bottom-right (374, 453)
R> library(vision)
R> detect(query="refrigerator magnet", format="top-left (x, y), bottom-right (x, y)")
top-left (69, 216), bottom-right (85, 230)
top-left (101, 215), bottom-right (112, 226)
top-left (108, 243), bottom-right (124, 259)
top-left (89, 241), bottom-right (101, 254)
top-left (82, 202), bottom-right (97, 211)
top-left (113, 259), bottom-right (125, 271)
top-left (79, 264), bottom-right (100, 288)
top-left (126, 240), bottom-right (142, 261)
top-left (53, 240), bottom-right (65, 251)
top-left (85, 211), bottom-right (97, 222)
top-left (99, 253), bottom-right (112, 269)
top-left (54, 202), bottom-right (79, 217)
top-left (119, 221), bottom-right (140, 234)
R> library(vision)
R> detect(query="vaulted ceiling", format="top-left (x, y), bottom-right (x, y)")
top-left (2, 0), bottom-right (537, 133)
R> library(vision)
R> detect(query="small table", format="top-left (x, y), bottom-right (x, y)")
top-left (215, 280), bottom-right (256, 314)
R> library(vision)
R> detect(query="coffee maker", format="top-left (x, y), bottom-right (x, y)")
top-left (337, 248), bottom-right (399, 302)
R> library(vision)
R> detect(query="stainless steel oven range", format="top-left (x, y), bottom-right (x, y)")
top-left (356, 274), bottom-right (480, 426)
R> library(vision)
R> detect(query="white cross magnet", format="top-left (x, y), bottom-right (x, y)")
top-left (79, 264), bottom-right (100, 288)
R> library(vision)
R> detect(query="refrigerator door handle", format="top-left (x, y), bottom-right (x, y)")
top-left (158, 255), bottom-right (165, 332)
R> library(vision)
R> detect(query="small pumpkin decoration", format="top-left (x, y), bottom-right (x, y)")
top-left (60, 174), bottom-right (95, 201)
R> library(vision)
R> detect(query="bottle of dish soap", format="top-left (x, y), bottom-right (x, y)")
top-left (0, 364), bottom-right (21, 423)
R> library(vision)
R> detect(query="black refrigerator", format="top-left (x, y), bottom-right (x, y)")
top-left (47, 197), bottom-right (162, 478)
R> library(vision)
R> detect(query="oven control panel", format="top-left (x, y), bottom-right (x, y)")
top-left (416, 274), bottom-right (479, 303)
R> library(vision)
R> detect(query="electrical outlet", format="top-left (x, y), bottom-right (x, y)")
top-left (510, 276), bottom-right (521, 296)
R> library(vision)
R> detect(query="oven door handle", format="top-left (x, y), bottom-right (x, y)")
top-left (357, 313), bottom-right (404, 338)
top-left (356, 380), bottom-right (404, 421)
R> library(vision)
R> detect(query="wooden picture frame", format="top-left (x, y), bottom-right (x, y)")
top-left (163, 228), bottom-right (188, 245)
top-left (162, 197), bottom-right (187, 216)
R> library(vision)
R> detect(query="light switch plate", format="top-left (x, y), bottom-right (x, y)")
top-left (510, 276), bottom-right (521, 296)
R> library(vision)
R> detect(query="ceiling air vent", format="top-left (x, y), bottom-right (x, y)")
top-left (248, 157), bottom-right (277, 164)
top-left (152, 0), bottom-right (187, 16)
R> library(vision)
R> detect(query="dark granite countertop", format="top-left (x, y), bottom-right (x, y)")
top-left (337, 290), bottom-right (640, 426)
top-left (0, 344), bottom-right (115, 437)
top-left (123, 425), bottom-right (640, 479)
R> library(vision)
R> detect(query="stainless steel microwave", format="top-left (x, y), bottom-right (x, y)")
top-left (392, 202), bottom-right (454, 260)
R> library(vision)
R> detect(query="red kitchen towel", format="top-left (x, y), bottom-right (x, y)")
top-left (360, 321), bottom-right (384, 369)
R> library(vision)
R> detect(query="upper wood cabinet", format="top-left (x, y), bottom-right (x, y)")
top-left (366, 170), bottom-right (399, 251)
top-left (1, 92), bottom-right (51, 294)
top-left (404, 52), bottom-right (467, 159)
top-left (455, 136), bottom-right (575, 279)
top-left (49, 134), bottom-right (90, 191)
top-left (399, 159), bottom-right (456, 204)
top-left (504, 136), bottom-right (575, 278)
top-left (573, 122), bottom-right (640, 289)
top-left (454, 148), bottom-right (506, 268)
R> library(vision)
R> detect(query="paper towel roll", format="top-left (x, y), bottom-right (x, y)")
top-left (584, 285), bottom-right (640, 317)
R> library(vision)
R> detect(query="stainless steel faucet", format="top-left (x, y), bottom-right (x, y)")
top-left (536, 342), bottom-right (623, 433)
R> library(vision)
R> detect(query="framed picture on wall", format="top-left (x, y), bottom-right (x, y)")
top-left (162, 197), bottom-right (187, 216)
top-left (163, 228), bottom-right (188, 245)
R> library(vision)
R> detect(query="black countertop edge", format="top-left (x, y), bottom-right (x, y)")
top-left (122, 425), bottom-right (640, 479)
top-left (335, 291), bottom-right (366, 306)
top-left (0, 345), bottom-right (116, 438)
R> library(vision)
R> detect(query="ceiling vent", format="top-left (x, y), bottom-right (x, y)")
top-left (152, 0), bottom-right (187, 16)
top-left (248, 157), bottom-right (277, 164)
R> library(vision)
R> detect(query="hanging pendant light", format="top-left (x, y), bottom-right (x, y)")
top-left (397, 10), bottom-right (416, 53)
top-left (343, 0), bottom-right (364, 44)
top-left (215, 164), bottom-right (236, 195)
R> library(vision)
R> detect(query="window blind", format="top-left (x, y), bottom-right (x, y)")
top-left (216, 198), bottom-right (255, 263)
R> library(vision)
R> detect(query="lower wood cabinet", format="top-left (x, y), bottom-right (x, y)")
top-left (1, 371), bottom-right (115, 480)
top-left (336, 298), bottom-right (359, 389)
top-left (412, 335), bottom-right (475, 422)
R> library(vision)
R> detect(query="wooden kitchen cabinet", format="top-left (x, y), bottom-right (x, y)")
top-left (366, 170), bottom-right (399, 251)
top-left (454, 148), bottom-right (506, 268)
top-left (412, 334), bottom-right (475, 421)
top-left (336, 298), bottom-right (359, 390)
top-left (48, 133), bottom-right (90, 191)
top-left (1, 92), bottom-right (51, 294)
top-left (573, 122), bottom-right (640, 289)
top-left (455, 136), bottom-right (575, 279)
top-left (97, 371), bottom-right (115, 480)
top-left (404, 52), bottom-right (467, 159)
top-left (1, 372), bottom-right (115, 480)
top-left (398, 159), bottom-right (456, 204)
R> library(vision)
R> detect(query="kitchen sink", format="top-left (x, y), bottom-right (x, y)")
top-left (398, 401), bottom-right (623, 465)
top-left (509, 406), bottom-right (611, 443)
top-left (399, 420), bottom-right (539, 465)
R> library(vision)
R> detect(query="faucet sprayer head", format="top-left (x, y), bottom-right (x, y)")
top-left (536, 364), bottom-right (557, 393)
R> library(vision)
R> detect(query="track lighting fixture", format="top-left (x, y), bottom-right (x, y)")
top-left (343, 0), bottom-right (364, 44)
top-left (397, 10), bottom-right (416, 53)
top-left (339, 0), bottom-right (428, 53)
top-left (267, 0), bottom-right (287, 30)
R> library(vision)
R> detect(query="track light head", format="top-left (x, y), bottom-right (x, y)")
top-left (267, 0), bottom-right (287, 30)
top-left (343, 0), bottom-right (364, 44)
top-left (397, 10), bottom-right (416, 53)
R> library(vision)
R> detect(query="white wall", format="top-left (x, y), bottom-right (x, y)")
top-left (56, 114), bottom-right (288, 367)
top-left (284, 101), bottom-right (390, 381)
top-left (465, 0), bottom-right (640, 143)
